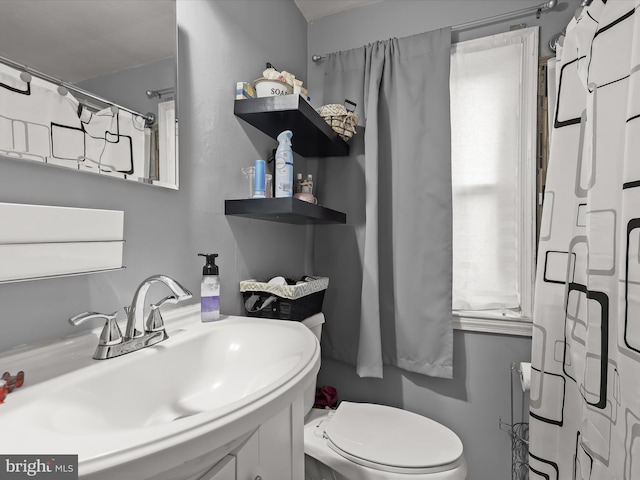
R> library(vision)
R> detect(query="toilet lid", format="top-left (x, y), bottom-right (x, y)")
top-left (323, 402), bottom-right (464, 474)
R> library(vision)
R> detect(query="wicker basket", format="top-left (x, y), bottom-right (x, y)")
top-left (317, 100), bottom-right (359, 142)
top-left (240, 276), bottom-right (328, 321)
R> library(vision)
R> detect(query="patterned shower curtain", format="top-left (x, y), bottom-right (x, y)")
top-left (530, 1), bottom-right (640, 478)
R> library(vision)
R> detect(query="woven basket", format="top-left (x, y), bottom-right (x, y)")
top-left (240, 276), bottom-right (328, 321)
top-left (317, 100), bottom-right (359, 142)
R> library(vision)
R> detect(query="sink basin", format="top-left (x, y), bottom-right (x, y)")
top-left (0, 305), bottom-right (320, 479)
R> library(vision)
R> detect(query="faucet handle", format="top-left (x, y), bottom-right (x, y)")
top-left (144, 296), bottom-right (176, 333)
top-left (69, 311), bottom-right (123, 346)
top-left (145, 305), bottom-right (164, 333)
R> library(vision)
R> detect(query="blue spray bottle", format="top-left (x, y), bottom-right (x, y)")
top-left (275, 130), bottom-right (294, 197)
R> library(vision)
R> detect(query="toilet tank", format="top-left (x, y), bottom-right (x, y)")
top-left (301, 313), bottom-right (324, 414)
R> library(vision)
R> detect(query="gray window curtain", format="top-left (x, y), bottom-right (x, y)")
top-left (316, 28), bottom-right (453, 378)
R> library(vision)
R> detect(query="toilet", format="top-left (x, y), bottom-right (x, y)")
top-left (300, 314), bottom-right (467, 480)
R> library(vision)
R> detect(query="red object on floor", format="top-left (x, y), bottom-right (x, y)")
top-left (314, 385), bottom-right (338, 408)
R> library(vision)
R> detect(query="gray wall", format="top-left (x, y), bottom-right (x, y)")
top-left (0, 0), bottom-right (309, 353)
top-left (307, 1), bottom-right (579, 479)
top-left (76, 57), bottom-right (176, 115)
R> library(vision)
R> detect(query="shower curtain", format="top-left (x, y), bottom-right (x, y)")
top-left (530, 1), bottom-right (640, 478)
top-left (320, 28), bottom-right (453, 378)
top-left (0, 62), bottom-right (146, 178)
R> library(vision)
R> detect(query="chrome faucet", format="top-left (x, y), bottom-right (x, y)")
top-left (124, 274), bottom-right (193, 340)
top-left (69, 275), bottom-right (192, 360)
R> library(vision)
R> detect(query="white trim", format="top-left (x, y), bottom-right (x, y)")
top-left (158, 99), bottom-right (178, 189)
top-left (518, 27), bottom-right (539, 320)
top-left (453, 314), bottom-right (533, 337)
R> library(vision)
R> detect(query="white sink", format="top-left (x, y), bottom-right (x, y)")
top-left (0, 305), bottom-right (321, 479)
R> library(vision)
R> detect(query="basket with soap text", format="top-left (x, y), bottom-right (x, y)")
top-left (241, 276), bottom-right (328, 321)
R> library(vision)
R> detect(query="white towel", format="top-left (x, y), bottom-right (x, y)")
top-left (519, 362), bottom-right (532, 392)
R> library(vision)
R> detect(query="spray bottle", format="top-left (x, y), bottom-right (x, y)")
top-left (198, 253), bottom-right (220, 322)
top-left (275, 130), bottom-right (294, 197)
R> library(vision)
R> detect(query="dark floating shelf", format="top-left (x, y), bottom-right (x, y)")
top-left (225, 198), bottom-right (346, 225)
top-left (234, 95), bottom-right (349, 158)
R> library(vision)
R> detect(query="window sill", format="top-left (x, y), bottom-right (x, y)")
top-left (452, 312), bottom-right (533, 337)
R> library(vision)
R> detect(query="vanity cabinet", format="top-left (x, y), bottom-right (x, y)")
top-left (202, 456), bottom-right (236, 480)
top-left (201, 397), bottom-right (305, 480)
top-left (227, 95), bottom-right (349, 225)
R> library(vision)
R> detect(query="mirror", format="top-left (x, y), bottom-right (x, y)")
top-left (0, 0), bottom-right (178, 189)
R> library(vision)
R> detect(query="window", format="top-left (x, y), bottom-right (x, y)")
top-left (450, 28), bottom-right (538, 335)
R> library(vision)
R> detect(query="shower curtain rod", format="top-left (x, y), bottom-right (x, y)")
top-left (146, 87), bottom-right (175, 100)
top-left (311, 0), bottom-right (557, 62)
top-left (0, 53), bottom-right (155, 125)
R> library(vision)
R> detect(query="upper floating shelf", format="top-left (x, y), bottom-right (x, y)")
top-left (234, 95), bottom-right (350, 158)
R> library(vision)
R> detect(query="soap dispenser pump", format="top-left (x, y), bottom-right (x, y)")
top-left (198, 253), bottom-right (220, 322)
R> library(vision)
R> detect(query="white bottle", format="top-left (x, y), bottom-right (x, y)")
top-left (302, 174), bottom-right (313, 194)
top-left (198, 253), bottom-right (220, 322)
top-left (295, 173), bottom-right (303, 194)
top-left (275, 130), bottom-right (294, 197)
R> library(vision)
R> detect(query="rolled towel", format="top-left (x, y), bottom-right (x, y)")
top-left (519, 362), bottom-right (532, 392)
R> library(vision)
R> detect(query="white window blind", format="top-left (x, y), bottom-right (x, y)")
top-left (450, 28), bottom-right (538, 320)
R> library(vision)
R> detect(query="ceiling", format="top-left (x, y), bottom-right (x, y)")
top-left (0, 0), bottom-right (175, 83)
top-left (293, 0), bottom-right (382, 21)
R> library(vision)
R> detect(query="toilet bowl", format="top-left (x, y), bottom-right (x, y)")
top-left (301, 314), bottom-right (467, 480)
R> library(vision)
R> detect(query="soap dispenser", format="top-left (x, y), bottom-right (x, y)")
top-left (198, 253), bottom-right (220, 322)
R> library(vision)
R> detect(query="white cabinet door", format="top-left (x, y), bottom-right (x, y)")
top-left (199, 396), bottom-right (304, 480)
top-left (200, 455), bottom-right (236, 480)
top-left (235, 428), bottom-right (261, 480)
top-left (256, 398), bottom-right (305, 480)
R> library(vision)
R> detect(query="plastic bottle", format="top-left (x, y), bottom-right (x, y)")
top-left (303, 174), bottom-right (313, 194)
top-left (253, 159), bottom-right (266, 198)
top-left (275, 130), bottom-right (294, 197)
top-left (198, 253), bottom-right (220, 322)
top-left (295, 173), bottom-right (303, 194)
